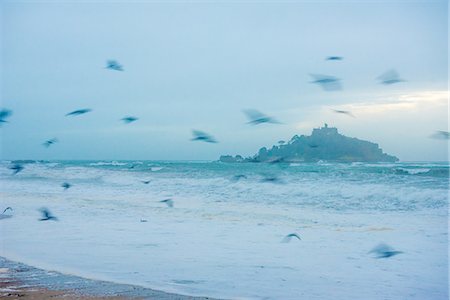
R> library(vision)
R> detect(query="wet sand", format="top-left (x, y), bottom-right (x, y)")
top-left (0, 257), bottom-right (216, 300)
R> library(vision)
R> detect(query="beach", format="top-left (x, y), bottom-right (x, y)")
top-left (0, 160), bottom-right (448, 299)
top-left (0, 257), bottom-right (214, 299)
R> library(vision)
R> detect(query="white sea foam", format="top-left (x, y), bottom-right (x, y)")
top-left (0, 161), bottom-right (448, 299)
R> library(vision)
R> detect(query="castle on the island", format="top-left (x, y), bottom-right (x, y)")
top-left (220, 124), bottom-right (399, 163)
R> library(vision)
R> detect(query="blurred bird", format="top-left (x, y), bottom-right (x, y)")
top-left (332, 109), bottom-right (355, 118)
top-left (2, 207), bottom-right (13, 214)
top-left (369, 243), bottom-right (403, 258)
top-left (61, 182), bottom-right (71, 190)
top-left (267, 157), bottom-right (286, 164)
top-left (0, 207), bottom-right (13, 220)
top-left (9, 164), bottom-right (24, 175)
top-left (106, 60), bottom-right (124, 71)
top-left (65, 109), bottom-right (92, 116)
top-left (326, 56), bottom-right (343, 61)
top-left (430, 131), bottom-right (450, 140)
top-left (310, 74), bottom-right (342, 91)
top-left (260, 174), bottom-right (284, 184)
top-left (140, 219), bottom-right (148, 222)
top-left (377, 69), bottom-right (405, 85)
top-left (0, 109), bottom-right (12, 125)
top-left (43, 138), bottom-right (58, 148)
top-left (191, 130), bottom-right (218, 143)
top-left (141, 180), bottom-right (151, 184)
top-left (160, 198), bottom-right (174, 208)
top-left (39, 208), bottom-right (58, 221)
top-left (231, 174), bottom-right (247, 182)
top-left (282, 233), bottom-right (302, 243)
top-left (243, 109), bottom-right (281, 125)
top-left (308, 144), bottom-right (319, 148)
top-left (121, 116), bottom-right (138, 124)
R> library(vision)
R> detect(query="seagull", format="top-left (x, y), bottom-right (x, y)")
top-left (2, 207), bottom-right (13, 214)
top-left (267, 157), bottom-right (286, 164)
top-left (260, 175), bottom-right (284, 184)
top-left (430, 131), bottom-right (450, 140)
top-left (191, 130), bottom-right (218, 143)
top-left (369, 243), bottom-right (403, 258)
top-left (43, 138), bottom-right (58, 147)
top-left (9, 164), bottom-right (24, 175)
top-left (243, 109), bottom-right (281, 125)
top-left (0, 207), bottom-right (13, 220)
top-left (121, 116), bottom-right (138, 124)
top-left (141, 180), bottom-right (151, 184)
top-left (65, 109), bottom-right (92, 116)
top-left (310, 74), bottom-right (342, 91)
top-left (0, 109), bottom-right (12, 125)
top-left (106, 60), bottom-right (124, 71)
top-left (39, 208), bottom-right (58, 221)
top-left (377, 69), bottom-right (405, 85)
top-left (231, 174), bottom-right (247, 182)
top-left (282, 233), bottom-right (302, 243)
top-left (61, 182), bottom-right (71, 190)
top-left (326, 56), bottom-right (343, 61)
top-left (160, 198), bottom-right (174, 208)
top-left (332, 109), bottom-right (355, 118)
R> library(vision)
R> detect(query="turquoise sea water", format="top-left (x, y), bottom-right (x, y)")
top-left (0, 160), bottom-right (448, 299)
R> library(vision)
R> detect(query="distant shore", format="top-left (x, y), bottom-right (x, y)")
top-left (0, 257), bottom-right (216, 300)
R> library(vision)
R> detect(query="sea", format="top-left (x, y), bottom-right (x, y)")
top-left (0, 160), bottom-right (448, 299)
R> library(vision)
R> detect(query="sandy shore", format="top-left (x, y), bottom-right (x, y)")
top-left (0, 257), bottom-right (216, 300)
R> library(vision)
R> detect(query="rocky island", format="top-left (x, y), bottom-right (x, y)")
top-left (220, 124), bottom-right (399, 163)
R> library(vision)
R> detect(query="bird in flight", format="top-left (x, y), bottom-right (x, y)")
top-left (65, 109), bottom-right (92, 116)
top-left (310, 74), bottom-right (342, 91)
top-left (43, 138), bottom-right (58, 148)
top-left (369, 243), bottom-right (403, 258)
top-left (106, 60), bottom-right (124, 71)
top-left (332, 109), bottom-right (355, 118)
top-left (61, 182), bottom-right (71, 190)
top-left (121, 116), bottom-right (138, 124)
top-left (326, 56), bottom-right (343, 61)
top-left (0, 109), bottom-right (12, 125)
top-left (141, 180), bottom-right (151, 184)
top-left (377, 69), bottom-right (405, 85)
top-left (430, 131), bottom-right (450, 140)
top-left (0, 207), bottom-right (13, 220)
top-left (281, 233), bottom-right (302, 243)
top-left (9, 164), bottom-right (24, 175)
top-left (260, 174), bottom-right (284, 184)
top-left (243, 109), bottom-right (281, 125)
top-left (191, 130), bottom-right (218, 143)
top-left (231, 174), bottom-right (247, 182)
top-left (160, 198), bottom-right (174, 208)
top-left (39, 208), bottom-right (58, 221)
top-left (2, 207), bottom-right (13, 214)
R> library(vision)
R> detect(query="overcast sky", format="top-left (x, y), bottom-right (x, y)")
top-left (0, 0), bottom-right (448, 161)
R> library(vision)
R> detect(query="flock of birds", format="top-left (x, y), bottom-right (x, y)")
top-left (0, 57), bottom-right (448, 144)
top-left (1, 56), bottom-right (438, 264)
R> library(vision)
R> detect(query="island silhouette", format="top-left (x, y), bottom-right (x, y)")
top-left (220, 124), bottom-right (399, 163)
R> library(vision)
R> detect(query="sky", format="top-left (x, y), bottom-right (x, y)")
top-left (0, 0), bottom-right (448, 161)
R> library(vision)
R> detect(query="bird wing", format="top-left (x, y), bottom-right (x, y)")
top-left (0, 109), bottom-right (12, 119)
top-left (378, 69), bottom-right (400, 82)
top-left (369, 243), bottom-right (393, 254)
top-left (243, 109), bottom-right (267, 121)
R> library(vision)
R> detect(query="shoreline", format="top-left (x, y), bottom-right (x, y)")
top-left (0, 257), bottom-right (216, 300)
